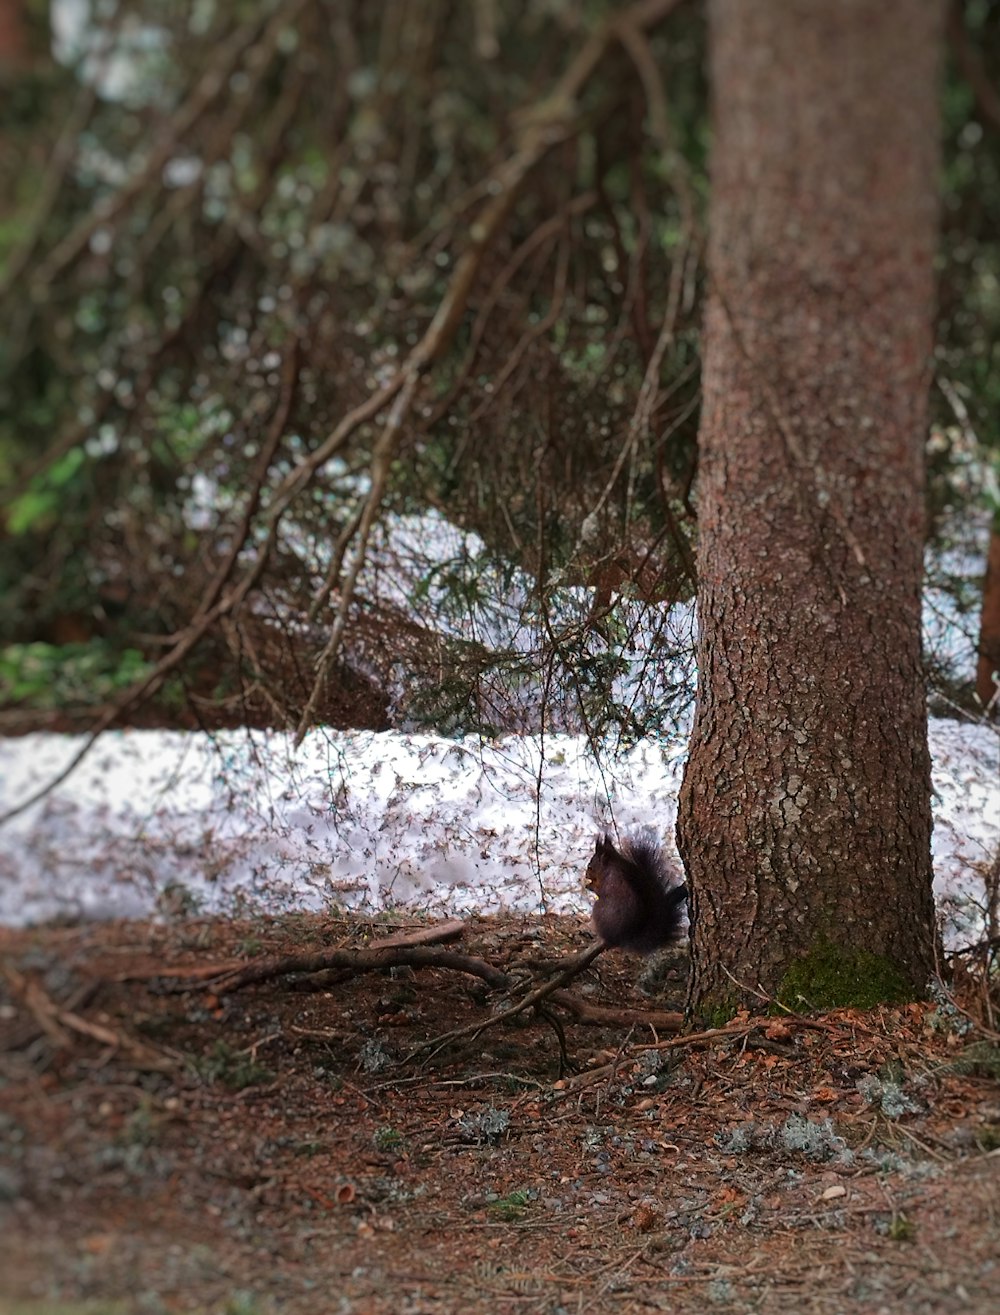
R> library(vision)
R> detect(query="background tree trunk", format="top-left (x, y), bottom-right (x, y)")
top-left (976, 522), bottom-right (1000, 713)
top-left (0, 0), bottom-right (27, 70)
top-left (677, 0), bottom-right (945, 1014)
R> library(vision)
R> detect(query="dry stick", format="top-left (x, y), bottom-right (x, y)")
top-left (616, 14), bottom-right (702, 565)
top-left (200, 337), bottom-right (302, 621)
top-left (295, 370), bottom-right (420, 735)
top-left (626, 236), bottom-right (691, 507)
top-left (119, 85), bottom-right (309, 464)
top-left (577, 229), bottom-right (691, 551)
top-left (2, 964), bottom-right (178, 1069)
top-left (308, 500), bottom-right (365, 621)
top-left (114, 959), bottom-right (247, 982)
top-left (565, 1009), bottom-right (865, 1079)
top-left (368, 918), bottom-right (465, 948)
top-left (598, 159), bottom-right (653, 372)
top-left (208, 946), bottom-right (511, 994)
top-left (422, 192), bottom-right (598, 432)
top-left (293, 0), bottom-right (687, 746)
top-left (548, 1021), bottom-right (756, 1096)
top-left (291, 163), bottom-right (543, 737)
top-left (121, 918), bottom-right (471, 980)
top-left (218, 615), bottom-right (292, 728)
top-left (465, 232), bottom-right (571, 426)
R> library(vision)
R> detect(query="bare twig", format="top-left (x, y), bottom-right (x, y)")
top-left (466, 230), bottom-right (572, 425)
top-left (422, 191), bottom-right (597, 432)
top-left (133, 24), bottom-right (310, 276)
top-left (572, 232), bottom-right (692, 561)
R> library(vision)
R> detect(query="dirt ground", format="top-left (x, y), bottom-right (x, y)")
top-left (1, 912), bottom-right (998, 1315)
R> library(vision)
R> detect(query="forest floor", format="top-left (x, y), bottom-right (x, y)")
top-left (1, 912), bottom-right (998, 1315)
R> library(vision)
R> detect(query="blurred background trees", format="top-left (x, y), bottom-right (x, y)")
top-left (0, 0), bottom-right (996, 742)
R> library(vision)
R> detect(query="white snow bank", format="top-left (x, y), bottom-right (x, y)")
top-left (0, 720), bottom-right (996, 943)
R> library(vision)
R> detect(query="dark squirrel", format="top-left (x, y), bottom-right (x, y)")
top-left (586, 831), bottom-right (688, 954)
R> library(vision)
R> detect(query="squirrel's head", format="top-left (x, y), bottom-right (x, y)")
top-left (585, 833), bottom-right (622, 894)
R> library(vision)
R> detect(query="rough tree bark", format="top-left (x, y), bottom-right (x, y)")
top-left (676, 0), bottom-right (945, 1014)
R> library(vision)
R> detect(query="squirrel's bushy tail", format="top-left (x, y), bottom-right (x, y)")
top-left (586, 831), bottom-right (687, 954)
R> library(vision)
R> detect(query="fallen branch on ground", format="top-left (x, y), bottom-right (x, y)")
top-left (208, 945), bottom-right (511, 994)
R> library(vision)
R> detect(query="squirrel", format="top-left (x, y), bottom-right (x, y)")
top-left (586, 831), bottom-right (688, 954)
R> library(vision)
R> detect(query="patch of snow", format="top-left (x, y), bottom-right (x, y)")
top-left (0, 720), bottom-right (995, 947)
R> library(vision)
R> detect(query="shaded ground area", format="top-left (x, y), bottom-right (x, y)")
top-left (1, 913), bottom-right (998, 1314)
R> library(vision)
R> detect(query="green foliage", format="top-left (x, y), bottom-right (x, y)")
top-left (486, 1188), bottom-right (532, 1221)
top-left (3, 1), bottom-right (706, 739)
top-left (222, 1294), bottom-right (267, 1315)
top-left (190, 1041), bottom-right (274, 1091)
top-left (0, 642), bottom-right (149, 710)
top-left (886, 1214), bottom-right (917, 1243)
top-left (6, 448), bottom-right (87, 535)
top-left (972, 1122), bottom-right (1000, 1151)
top-left (944, 1040), bottom-right (1000, 1080)
top-left (373, 1126), bottom-right (404, 1151)
top-left (701, 999), bottom-right (741, 1029)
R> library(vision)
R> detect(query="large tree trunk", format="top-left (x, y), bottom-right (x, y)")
top-left (677, 0), bottom-right (944, 1014)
